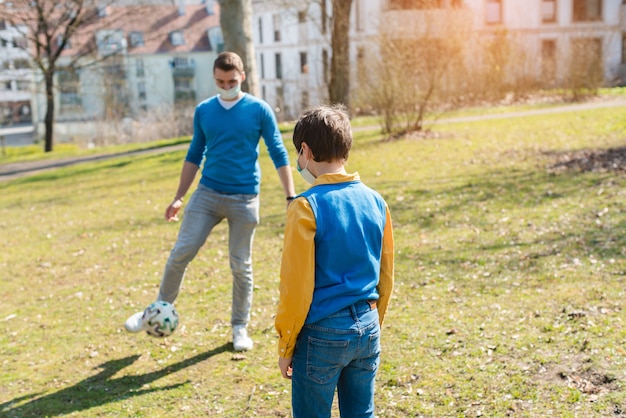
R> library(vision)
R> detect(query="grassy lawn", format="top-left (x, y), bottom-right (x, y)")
top-left (0, 103), bottom-right (625, 417)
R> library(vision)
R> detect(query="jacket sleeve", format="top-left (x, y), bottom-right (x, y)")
top-left (376, 204), bottom-right (394, 326)
top-left (275, 197), bottom-right (316, 358)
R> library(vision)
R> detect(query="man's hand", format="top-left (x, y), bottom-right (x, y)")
top-left (165, 198), bottom-right (184, 222)
top-left (278, 356), bottom-right (293, 379)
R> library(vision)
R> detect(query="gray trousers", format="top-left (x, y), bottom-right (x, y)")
top-left (158, 184), bottom-right (260, 327)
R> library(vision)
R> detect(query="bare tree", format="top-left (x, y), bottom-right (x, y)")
top-left (355, 10), bottom-right (467, 137)
top-left (217, 0), bottom-right (259, 96)
top-left (1, 1), bottom-right (98, 151)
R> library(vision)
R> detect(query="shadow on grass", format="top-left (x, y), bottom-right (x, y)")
top-left (0, 343), bottom-right (230, 418)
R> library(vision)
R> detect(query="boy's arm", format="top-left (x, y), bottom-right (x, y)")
top-left (377, 205), bottom-right (395, 325)
top-left (275, 198), bottom-right (316, 358)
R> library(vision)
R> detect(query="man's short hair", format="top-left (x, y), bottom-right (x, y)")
top-left (293, 104), bottom-right (352, 163)
top-left (214, 51), bottom-right (245, 74)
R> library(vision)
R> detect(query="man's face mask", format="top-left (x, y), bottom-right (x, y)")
top-left (216, 84), bottom-right (241, 100)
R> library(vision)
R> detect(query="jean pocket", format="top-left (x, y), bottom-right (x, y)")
top-left (306, 337), bottom-right (349, 384)
top-left (356, 328), bottom-right (381, 372)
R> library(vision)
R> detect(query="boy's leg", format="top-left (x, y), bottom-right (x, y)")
top-left (336, 314), bottom-right (380, 417)
top-left (291, 326), bottom-right (344, 418)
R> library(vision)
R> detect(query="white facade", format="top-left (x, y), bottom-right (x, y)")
top-left (0, 20), bottom-right (33, 125)
top-left (253, 0), bottom-right (626, 120)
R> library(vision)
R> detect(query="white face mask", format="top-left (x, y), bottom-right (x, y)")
top-left (297, 148), bottom-right (316, 184)
top-left (217, 84), bottom-right (241, 100)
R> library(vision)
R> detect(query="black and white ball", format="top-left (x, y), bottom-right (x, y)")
top-left (142, 301), bottom-right (179, 337)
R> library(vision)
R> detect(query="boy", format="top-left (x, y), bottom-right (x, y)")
top-left (275, 104), bottom-right (394, 417)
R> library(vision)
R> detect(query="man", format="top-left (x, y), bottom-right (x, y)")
top-left (125, 52), bottom-right (296, 352)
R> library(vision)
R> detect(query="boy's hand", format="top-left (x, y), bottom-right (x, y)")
top-left (278, 356), bottom-right (293, 379)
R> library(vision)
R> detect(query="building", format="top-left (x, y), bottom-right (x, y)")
top-left (0, 18), bottom-right (32, 126)
top-left (253, 0), bottom-right (626, 120)
top-left (29, 1), bottom-right (222, 144)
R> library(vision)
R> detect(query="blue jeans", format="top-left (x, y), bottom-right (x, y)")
top-left (291, 300), bottom-right (381, 418)
top-left (157, 184), bottom-right (260, 327)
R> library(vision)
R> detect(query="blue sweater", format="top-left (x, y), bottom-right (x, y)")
top-left (300, 179), bottom-right (388, 324)
top-left (185, 94), bottom-right (289, 194)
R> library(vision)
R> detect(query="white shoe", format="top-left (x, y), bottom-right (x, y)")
top-left (233, 325), bottom-right (253, 351)
top-left (124, 311), bottom-right (145, 333)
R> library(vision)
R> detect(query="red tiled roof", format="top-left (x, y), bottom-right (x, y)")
top-left (63, 3), bottom-right (221, 57)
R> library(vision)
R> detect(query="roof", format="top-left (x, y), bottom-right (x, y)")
top-left (62, 3), bottom-right (221, 57)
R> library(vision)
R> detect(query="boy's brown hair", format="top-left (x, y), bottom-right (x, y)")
top-left (213, 51), bottom-right (245, 74)
top-left (293, 104), bottom-right (352, 163)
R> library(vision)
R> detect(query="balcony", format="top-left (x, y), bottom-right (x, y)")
top-left (171, 60), bottom-right (196, 78)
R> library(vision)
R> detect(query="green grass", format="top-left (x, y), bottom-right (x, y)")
top-left (0, 103), bottom-right (625, 417)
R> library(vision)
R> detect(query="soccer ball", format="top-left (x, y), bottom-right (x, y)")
top-left (142, 301), bottom-right (179, 337)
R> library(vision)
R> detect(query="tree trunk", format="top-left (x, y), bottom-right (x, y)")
top-left (329, 0), bottom-right (352, 106)
top-left (44, 71), bottom-right (55, 153)
top-left (217, 0), bottom-right (259, 96)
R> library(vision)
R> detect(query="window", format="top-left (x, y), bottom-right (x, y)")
top-left (573, 0), bottom-right (602, 22)
top-left (13, 37), bottom-right (27, 49)
top-left (260, 53), bottom-right (265, 79)
top-left (355, 0), bottom-right (365, 31)
top-left (322, 49), bottom-right (329, 84)
top-left (16, 80), bottom-right (30, 91)
top-left (138, 81), bottom-right (146, 100)
top-left (388, 0), bottom-right (447, 9)
top-left (170, 31), bottom-right (185, 46)
top-left (300, 52), bottom-right (308, 74)
top-left (258, 17), bottom-right (263, 44)
top-left (13, 59), bottom-right (30, 69)
top-left (321, 0), bottom-right (327, 34)
top-left (275, 53), bottom-right (282, 79)
top-left (173, 56), bottom-right (189, 68)
top-left (273, 14), bottom-right (281, 42)
top-left (136, 58), bottom-right (144, 77)
top-left (298, 10), bottom-right (306, 23)
top-left (129, 31), bottom-right (144, 48)
top-left (486, 0), bottom-right (502, 24)
top-left (174, 78), bottom-right (195, 102)
top-left (541, 0), bottom-right (557, 23)
top-left (570, 37), bottom-right (603, 86)
top-left (301, 91), bottom-right (309, 110)
top-left (622, 33), bottom-right (626, 64)
top-left (541, 39), bottom-right (557, 86)
top-left (58, 69), bottom-right (81, 108)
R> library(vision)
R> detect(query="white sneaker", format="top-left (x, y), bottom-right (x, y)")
top-left (124, 311), bottom-right (145, 333)
top-left (233, 325), bottom-right (253, 351)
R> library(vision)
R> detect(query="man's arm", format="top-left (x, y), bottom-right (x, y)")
top-left (165, 161), bottom-right (199, 222)
top-left (277, 165), bottom-right (296, 203)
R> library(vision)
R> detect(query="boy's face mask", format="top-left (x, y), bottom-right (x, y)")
top-left (297, 147), bottom-right (316, 184)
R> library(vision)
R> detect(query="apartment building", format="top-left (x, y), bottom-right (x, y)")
top-left (28, 1), bottom-right (222, 142)
top-left (0, 19), bottom-right (32, 126)
top-left (253, 0), bottom-right (626, 120)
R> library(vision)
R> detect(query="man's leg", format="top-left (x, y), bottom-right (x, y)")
top-left (159, 186), bottom-right (222, 302)
top-left (125, 186), bottom-right (221, 332)
top-left (226, 193), bottom-right (259, 350)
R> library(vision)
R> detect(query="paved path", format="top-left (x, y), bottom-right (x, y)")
top-left (1, 97), bottom-right (625, 182)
